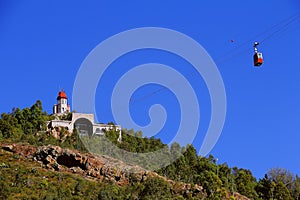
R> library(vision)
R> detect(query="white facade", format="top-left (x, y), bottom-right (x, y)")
top-left (53, 90), bottom-right (70, 115)
top-left (48, 112), bottom-right (122, 141)
top-left (49, 91), bottom-right (121, 141)
top-left (57, 98), bottom-right (68, 113)
top-left (48, 120), bottom-right (72, 130)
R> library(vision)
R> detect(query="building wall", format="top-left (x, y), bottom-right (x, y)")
top-left (93, 124), bottom-right (121, 136)
top-left (72, 113), bottom-right (95, 124)
top-left (53, 98), bottom-right (70, 114)
top-left (49, 120), bottom-right (72, 130)
top-left (57, 99), bottom-right (68, 114)
top-left (48, 112), bottom-right (122, 141)
top-left (53, 105), bottom-right (57, 114)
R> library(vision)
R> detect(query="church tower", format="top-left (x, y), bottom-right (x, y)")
top-left (53, 90), bottom-right (70, 114)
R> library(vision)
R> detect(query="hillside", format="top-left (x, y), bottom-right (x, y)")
top-left (0, 101), bottom-right (299, 199)
top-left (0, 142), bottom-right (206, 199)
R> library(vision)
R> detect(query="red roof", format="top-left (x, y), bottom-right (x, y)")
top-left (57, 90), bottom-right (68, 100)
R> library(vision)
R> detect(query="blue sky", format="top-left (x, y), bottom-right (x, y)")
top-left (1, 1), bottom-right (300, 178)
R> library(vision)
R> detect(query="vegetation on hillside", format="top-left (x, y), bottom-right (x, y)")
top-left (1, 100), bottom-right (300, 199)
top-left (0, 148), bottom-right (185, 199)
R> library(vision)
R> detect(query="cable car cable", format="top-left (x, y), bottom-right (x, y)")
top-left (97, 13), bottom-right (300, 121)
top-left (216, 12), bottom-right (300, 63)
top-left (260, 14), bottom-right (300, 44)
top-left (130, 13), bottom-right (300, 105)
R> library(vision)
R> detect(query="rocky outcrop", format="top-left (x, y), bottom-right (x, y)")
top-left (45, 126), bottom-right (72, 141)
top-left (233, 192), bottom-right (251, 200)
top-left (1, 143), bottom-right (204, 196)
top-left (32, 145), bottom-right (150, 185)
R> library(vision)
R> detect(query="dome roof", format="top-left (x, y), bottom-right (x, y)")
top-left (57, 90), bottom-right (68, 100)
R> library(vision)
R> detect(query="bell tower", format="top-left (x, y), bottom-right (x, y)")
top-left (53, 90), bottom-right (70, 114)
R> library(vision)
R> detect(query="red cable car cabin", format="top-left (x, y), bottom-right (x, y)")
top-left (253, 52), bottom-right (263, 66)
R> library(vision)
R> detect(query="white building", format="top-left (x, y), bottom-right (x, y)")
top-left (53, 90), bottom-right (70, 115)
top-left (48, 90), bottom-right (122, 142)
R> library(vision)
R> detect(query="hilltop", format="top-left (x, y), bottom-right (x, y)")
top-left (0, 100), bottom-right (299, 199)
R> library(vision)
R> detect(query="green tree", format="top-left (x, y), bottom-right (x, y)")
top-left (30, 100), bottom-right (46, 132)
top-left (218, 163), bottom-right (234, 190)
top-left (256, 174), bottom-right (274, 199)
top-left (264, 167), bottom-right (300, 200)
top-left (233, 168), bottom-right (258, 199)
top-left (273, 181), bottom-right (293, 200)
top-left (140, 177), bottom-right (172, 200)
top-left (196, 170), bottom-right (222, 198)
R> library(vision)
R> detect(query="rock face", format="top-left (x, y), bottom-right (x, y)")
top-left (32, 145), bottom-right (151, 186)
top-left (1, 143), bottom-right (204, 196)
